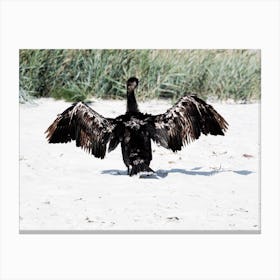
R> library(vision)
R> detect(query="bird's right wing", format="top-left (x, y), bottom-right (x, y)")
top-left (45, 102), bottom-right (115, 159)
top-left (147, 95), bottom-right (228, 152)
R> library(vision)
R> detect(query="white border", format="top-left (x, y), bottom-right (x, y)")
top-left (1, 0), bottom-right (279, 279)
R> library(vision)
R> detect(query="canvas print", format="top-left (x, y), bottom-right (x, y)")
top-left (19, 49), bottom-right (260, 232)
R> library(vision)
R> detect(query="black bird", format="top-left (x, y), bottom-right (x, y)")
top-left (45, 77), bottom-right (228, 176)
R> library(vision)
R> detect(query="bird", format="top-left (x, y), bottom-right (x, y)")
top-left (45, 77), bottom-right (228, 176)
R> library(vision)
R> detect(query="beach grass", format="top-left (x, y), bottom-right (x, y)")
top-left (19, 49), bottom-right (261, 103)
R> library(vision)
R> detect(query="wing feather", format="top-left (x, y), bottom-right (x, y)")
top-left (149, 95), bottom-right (228, 152)
top-left (45, 102), bottom-right (115, 159)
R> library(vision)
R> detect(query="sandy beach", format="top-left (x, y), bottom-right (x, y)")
top-left (19, 98), bottom-right (260, 231)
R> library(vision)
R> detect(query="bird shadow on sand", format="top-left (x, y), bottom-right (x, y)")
top-left (156, 168), bottom-right (253, 178)
top-left (101, 169), bottom-right (160, 179)
top-left (101, 169), bottom-right (128, 176)
top-left (101, 168), bottom-right (253, 178)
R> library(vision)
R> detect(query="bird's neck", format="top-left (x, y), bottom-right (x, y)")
top-left (126, 90), bottom-right (139, 113)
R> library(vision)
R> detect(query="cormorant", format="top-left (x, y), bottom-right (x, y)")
top-left (45, 77), bottom-right (228, 176)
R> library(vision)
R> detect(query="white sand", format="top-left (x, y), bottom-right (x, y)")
top-left (20, 98), bottom-right (259, 231)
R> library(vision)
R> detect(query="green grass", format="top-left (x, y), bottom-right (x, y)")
top-left (19, 49), bottom-right (261, 102)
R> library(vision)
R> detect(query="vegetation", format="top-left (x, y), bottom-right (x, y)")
top-left (19, 49), bottom-right (261, 103)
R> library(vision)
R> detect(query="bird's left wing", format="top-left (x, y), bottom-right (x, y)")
top-left (147, 95), bottom-right (228, 152)
top-left (45, 102), bottom-right (115, 159)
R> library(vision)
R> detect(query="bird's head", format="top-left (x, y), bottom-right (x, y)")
top-left (126, 77), bottom-right (139, 93)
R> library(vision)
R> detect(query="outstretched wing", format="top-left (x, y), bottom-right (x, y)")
top-left (148, 95), bottom-right (228, 152)
top-left (45, 102), bottom-right (115, 159)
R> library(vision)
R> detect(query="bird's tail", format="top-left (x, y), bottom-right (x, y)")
top-left (130, 161), bottom-right (154, 176)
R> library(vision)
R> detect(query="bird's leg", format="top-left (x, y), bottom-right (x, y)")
top-left (127, 166), bottom-right (130, 175)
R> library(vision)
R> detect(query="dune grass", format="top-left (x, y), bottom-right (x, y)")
top-left (19, 49), bottom-right (261, 103)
